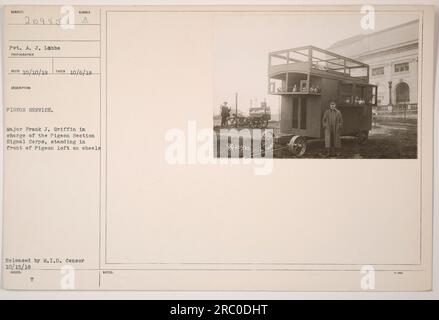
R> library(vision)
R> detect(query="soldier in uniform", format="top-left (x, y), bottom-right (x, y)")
top-left (322, 100), bottom-right (343, 157)
top-left (220, 102), bottom-right (230, 127)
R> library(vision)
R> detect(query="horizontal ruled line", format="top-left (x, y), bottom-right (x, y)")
top-left (8, 56), bottom-right (100, 59)
top-left (28, 268), bottom-right (427, 272)
top-left (8, 73), bottom-right (101, 75)
top-left (9, 39), bottom-right (100, 42)
top-left (8, 23), bottom-right (100, 26)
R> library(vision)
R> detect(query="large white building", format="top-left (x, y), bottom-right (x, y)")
top-left (327, 20), bottom-right (418, 109)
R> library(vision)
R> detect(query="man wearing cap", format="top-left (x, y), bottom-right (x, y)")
top-left (220, 102), bottom-right (230, 127)
top-left (322, 100), bottom-right (343, 157)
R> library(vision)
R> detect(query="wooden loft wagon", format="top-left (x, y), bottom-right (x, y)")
top-left (268, 45), bottom-right (378, 156)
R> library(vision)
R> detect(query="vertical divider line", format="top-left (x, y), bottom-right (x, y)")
top-left (98, 8), bottom-right (102, 288)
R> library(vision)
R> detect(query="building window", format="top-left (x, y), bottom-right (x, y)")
top-left (377, 96), bottom-right (384, 105)
top-left (372, 67), bottom-right (384, 76)
top-left (394, 62), bottom-right (409, 73)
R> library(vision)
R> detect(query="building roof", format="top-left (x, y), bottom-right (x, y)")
top-left (327, 20), bottom-right (419, 59)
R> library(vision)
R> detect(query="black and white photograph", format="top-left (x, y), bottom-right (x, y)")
top-left (213, 13), bottom-right (419, 159)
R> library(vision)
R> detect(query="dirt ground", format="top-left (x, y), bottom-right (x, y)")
top-left (213, 113), bottom-right (417, 159)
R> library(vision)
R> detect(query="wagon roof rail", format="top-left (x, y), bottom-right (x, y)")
top-left (268, 45), bottom-right (369, 82)
top-left (269, 45), bottom-right (368, 68)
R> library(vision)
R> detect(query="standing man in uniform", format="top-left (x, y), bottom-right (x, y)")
top-left (322, 100), bottom-right (343, 157)
top-left (220, 101), bottom-right (230, 127)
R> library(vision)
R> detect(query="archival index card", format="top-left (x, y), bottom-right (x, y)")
top-left (2, 5), bottom-right (435, 291)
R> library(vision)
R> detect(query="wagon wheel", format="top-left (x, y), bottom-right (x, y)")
top-left (357, 131), bottom-right (369, 145)
top-left (288, 136), bottom-right (307, 157)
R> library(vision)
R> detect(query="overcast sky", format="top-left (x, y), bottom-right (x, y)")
top-left (212, 11), bottom-right (420, 115)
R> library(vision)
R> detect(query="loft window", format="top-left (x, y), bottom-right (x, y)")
top-left (394, 62), bottom-right (409, 73)
top-left (372, 67), bottom-right (384, 76)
